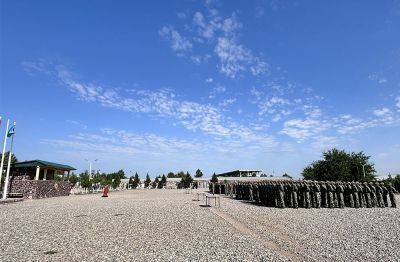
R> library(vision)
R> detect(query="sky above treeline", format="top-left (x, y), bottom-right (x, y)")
top-left (1, 0), bottom-right (400, 178)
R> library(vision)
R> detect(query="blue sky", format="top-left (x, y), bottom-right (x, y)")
top-left (1, 0), bottom-right (400, 178)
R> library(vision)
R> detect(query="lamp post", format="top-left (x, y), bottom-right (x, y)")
top-left (85, 159), bottom-right (98, 179)
top-left (362, 164), bottom-right (366, 179)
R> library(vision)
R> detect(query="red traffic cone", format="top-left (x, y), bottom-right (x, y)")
top-left (102, 185), bottom-right (109, 197)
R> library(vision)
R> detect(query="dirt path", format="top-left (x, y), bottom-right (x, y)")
top-left (210, 207), bottom-right (305, 261)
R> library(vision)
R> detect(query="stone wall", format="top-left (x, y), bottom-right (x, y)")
top-left (9, 180), bottom-right (72, 199)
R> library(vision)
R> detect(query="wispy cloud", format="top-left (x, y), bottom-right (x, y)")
top-left (368, 73), bottom-right (388, 84)
top-left (25, 62), bottom-right (279, 150)
top-left (159, 2), bottom-right (268, 78)
top-left (159, 26), bottom-right (193, 54)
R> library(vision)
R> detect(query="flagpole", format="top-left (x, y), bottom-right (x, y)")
top-left (2, 122), bottom-right (16, 200)
top-left (0, 119), bottom-right (10, 190)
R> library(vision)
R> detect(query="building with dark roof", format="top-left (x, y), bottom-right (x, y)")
top-left (7, 159), bottom-right (76, 199)
top-left (216, 170), bottom-right (262, 177)
top-left (12, 159), bottom-right (76, 180)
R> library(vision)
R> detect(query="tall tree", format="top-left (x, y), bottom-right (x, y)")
top-left (179, 172), bottom-right (193, 188)
top-left (302, 148), bottom-right (376, 181)
top-left (152, 177), bottom-right (159, 189)
top-left (144, 173), bottom-right (151, 188)
top-left (69, 174), bottom-right (79, 186)
top-left (79, 172), bottom-right (92, 191)
top-left (132, 172), bottom-right (141, 188)
top-left (195, 169), bottom-right (203, 178)
top-left (128, 176), bottom-right (134, 188)
top-left (167, 172), bottom-right (176, 178)
top-left (282, 173), bottom-right (292, 179)
top-left (158, 174), bottom-right (167, 189)
top-left (210, 173), bottom-right (218, 183)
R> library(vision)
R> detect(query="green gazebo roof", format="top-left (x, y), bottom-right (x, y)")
top-left (13, 160), bottom-right (76, 171)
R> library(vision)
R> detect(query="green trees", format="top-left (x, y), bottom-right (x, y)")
top-left (282, 173), bottom-right (292, 179)
top-left (302, 148), bottom-right (376, 182)
top-left (144, 173), bottom-right (151, 188)
top-left (132, 173), bottom-right (141, 188)
top-left (158, 174), bottom-right (167, 189)
top-left (210, 173), bottom-right (218, 183)
top-left (178, 172), bottom-right (193, 188)
top-left (167, 172), bottom-right (176, 178)
top-left (79, 172), bottom-right (92, 190)
top-left (195, 169), bottom-right (203, 178)
top-left (68, 174), bottom-right (79, 186)
top-left (152, 177), bottom-right (159, 188)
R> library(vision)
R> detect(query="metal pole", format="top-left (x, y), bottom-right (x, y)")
top-left (362, 164), bottom-right (366, 178)
top-left (0, 119), bottom-right (10, 188)
top-left (89, 162), bottom-right (92, 179)
top-left (3, 123), bottom-right (15, 200)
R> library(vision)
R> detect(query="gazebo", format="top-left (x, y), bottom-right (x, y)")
top-left (7, 160), bottom-right (76, 199)
top-left (12, 159), bottom-right (76, 180)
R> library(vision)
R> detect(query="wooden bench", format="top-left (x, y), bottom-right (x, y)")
top-left (205, 194), bottom-right (220, 207)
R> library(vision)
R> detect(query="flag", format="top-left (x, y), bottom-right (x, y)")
top-left (7, 125), bottom-right (15, 137)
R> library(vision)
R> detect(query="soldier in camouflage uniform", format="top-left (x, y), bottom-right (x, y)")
top-left (337, 182), bottom-right (345, 208)
top-left (369, 182), bottom-right (378, 208)
top-left (292, 182), bottom-right (299, 208)
top-left (375, 182), bottom-right (385, 208)
top-left (387, 183), bottom-right (397, 208)
top-left (327, 182), bottom-right (335, 208)
top-left (314, 182), bottom-right (322, 208)
top-left (277, 182), bottom-right (285, 208)
top-left (381, 182), bottom-right (389, 207)
top-left (351, 182), bottom-right (359, 208)
top-left (320, 182), bottom-right (327, 208)
top-left (363, 182), bottom-right (372, 208)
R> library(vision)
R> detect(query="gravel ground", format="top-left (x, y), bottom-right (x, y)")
top-left (218, 194), bottom-right (400, 261)
top-left (0, 190), bottom-right (398, 261)
top-left (0, 190), bottom-right (286, 262)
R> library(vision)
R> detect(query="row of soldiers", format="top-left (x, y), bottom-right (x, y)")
top-left (210, 181), bottom-right (397, 208)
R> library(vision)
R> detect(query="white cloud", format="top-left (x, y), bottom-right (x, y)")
top-left (208, 84), bottom-right (226, 98)
top-left (214, 37), bottom-right (251, 78)
top-left (160, 4), bottom-right (267, 78)
top-left (373, 107), bottom-right (392, 117)
top-left (31, 63), bottom-right (279, 145)
top-left (159, 26), bottom-right (192, 53)
top-left (205, 77), bottom-right (214, 83)
top-left (396, 96), bottom-right (400, 110)
top-left (281, 118), bottom-right (329, 141)
top-left (368, 73), bottom-right (388, 84)
top-left (219, 98), bottom-right (236, 107)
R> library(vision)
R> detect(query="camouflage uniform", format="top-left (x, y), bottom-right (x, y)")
top-left (375, 183), bottom-right (385, 208)
top-left (314, 182), bottom-right (321, 208)
top-left (381, 183), bottom-right (389, 207)
top-left (277, 183), bottom-right (285, 208)
top-left (388, 184), bottom-right (397, 208)
top-left (292, 183), bottom-right (299, 208)
top-left (352, 183), bottom-right (359, 208)
top-left (337, 182), bottom-right (345, 208)
top-left (321, 182), bottom-right (328, 208)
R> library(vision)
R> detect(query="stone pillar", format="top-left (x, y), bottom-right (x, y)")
top-left (43, 169), bottom-right (47, 180)
top-left (35, 166), bottom-right (40, 180)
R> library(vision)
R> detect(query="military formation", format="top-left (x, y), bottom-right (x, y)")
top-left (210, 181), bottom-right (397, 208)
